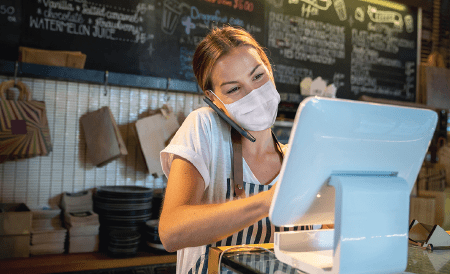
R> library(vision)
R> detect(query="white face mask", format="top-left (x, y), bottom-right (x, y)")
top-left (210, 81), bottom-right (281, 131)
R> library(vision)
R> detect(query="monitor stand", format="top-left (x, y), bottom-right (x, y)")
top-left (274, 174), bottom-right (410, 274)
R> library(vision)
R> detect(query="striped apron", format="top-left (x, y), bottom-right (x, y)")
top-left (186, 179), bottom-right (313, 274)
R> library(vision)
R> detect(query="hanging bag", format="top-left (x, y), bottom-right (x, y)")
top-left (0, 80), bottom-right (52, 163)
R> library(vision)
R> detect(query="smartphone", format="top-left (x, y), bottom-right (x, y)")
top-left (203, 97), bottom-right (256, 142)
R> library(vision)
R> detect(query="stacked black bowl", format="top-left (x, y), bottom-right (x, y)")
top-left (108, 230), bottom-right (141, 258)
top-left (144, 219), bottom-right (164, 251)
top-left (94, 186), bottom-right (153, 256)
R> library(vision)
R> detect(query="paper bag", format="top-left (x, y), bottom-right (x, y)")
top-left (136, 112), bottom-right (179, 176)
top-left (80, 106), bottom-right (127, 167)
top-left (0, 80), bottom-right (52, 163)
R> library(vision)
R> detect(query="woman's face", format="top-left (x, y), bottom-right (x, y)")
top-left (208, 45), bottom-right (273, 111)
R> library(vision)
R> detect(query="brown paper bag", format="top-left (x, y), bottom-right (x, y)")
top-left (80, 106), bottom-right (127, 167)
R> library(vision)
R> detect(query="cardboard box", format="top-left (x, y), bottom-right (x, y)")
top-left (19, 46), bottom-right (86, 69)
top-left (208, 243), bottom-right (274, 274)
top-left (418, 188), bottom-right (450, 230)
top-left (0, 203), bottom-right (32, 259)
top-left (0, 234), bottom-right (30, 259)
top-left (0, 203), bottom-right (32, 235)
top-left (68, 235), bottom-right (99, 253)
top-left (410, 197), bottom-right (436, 226)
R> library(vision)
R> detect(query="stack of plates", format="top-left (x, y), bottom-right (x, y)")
top-left (144, 219), bottom-right (165, 251)
top-left (108, 230), bottom-right (141, 258)
top-left (94, 186), bottom-right (153, 254)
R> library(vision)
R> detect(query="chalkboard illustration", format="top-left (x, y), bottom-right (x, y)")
top-left (148, 43), bottom-right (155, 57)
top-left (355, 7), bottom-right (364, 22)
top-left (404, 15), bottom-right (414, 33)
top-left (333, 0), bottom-right (347, 21)
top-left (267, 0), bottom-right (284, 9)
top-left (181, 16), bottom-right (195, 35)
top-left (298, 0), bottom-right (332, 10)
top-left (367, 5), bottom-right (403, 31)
top-left (162, 0), bottom-right (190, 34)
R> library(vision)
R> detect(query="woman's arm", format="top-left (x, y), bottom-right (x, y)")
top-left (158, 155), bottom-right (274, 252)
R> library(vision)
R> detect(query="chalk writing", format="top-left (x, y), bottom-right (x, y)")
top-left (333, 72), bottom-right (345, 89)
top-left (188, 6), bottom-right (246, 29)
top-left (43, 7), bottom-right (84, 23)
top-left (179, 35), bottom-right (204, 46)
top-left (29, 0), bottom-right (156, 45)
top-left (280, 92), bottom-right (302, 103)
top-left (351, 86), bottom-right (403, 97)
top-left (190, 7), bottom-right (227, 25)
top-left (40, 0), bottom-right (75, 12)
top-left (350, 26), bottom-right (414, 100)
top-left (273, 64), bottom-right (313, 85)
top-left (179, 47), bottom-right (195, 80)
top-left (246, 24), bottom-right (261, 32)
top-left (301, 3), bottom-right (319, 18)
top-left (1, 4), bottom-right (18, 23)
top-left (352, 29), bottom-right (414, 54)
top-left (267, 0), bottom-right (284, 9)
top-left (268, 11), bottom-right (345, 65)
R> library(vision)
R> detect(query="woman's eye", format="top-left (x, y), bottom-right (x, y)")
top-left (253, 73), bottom-right (264, 80)
top-left (227, 86), bottom-right (240, 94)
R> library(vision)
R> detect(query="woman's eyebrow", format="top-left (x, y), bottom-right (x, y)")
top-left (249, 64), bottom-right (261, 76)
top-left (219, 64), bottom-right (261, 87)
top-left (220, 80), bottom-right (238, 87)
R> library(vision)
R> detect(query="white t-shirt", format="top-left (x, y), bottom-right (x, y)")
top-left (160, 107), bottom-right (310, 274)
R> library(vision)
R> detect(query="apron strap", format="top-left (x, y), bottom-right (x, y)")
top-left (231, 128), bottom-right (245, 197)
top-left (231, 128), bottom-right (284, 198)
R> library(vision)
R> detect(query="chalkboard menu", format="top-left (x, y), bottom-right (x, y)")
top-left (266, 0), bottom-right (418, 107)
top-left (0, 0), bottom-right (418, 108)
top-left (0, 0), bottom-right (22, 61)
top-left (5, 0), bottom-right (264, 80)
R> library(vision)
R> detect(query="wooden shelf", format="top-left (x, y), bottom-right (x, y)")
top-left (1, 251), bottom-right (177, 274)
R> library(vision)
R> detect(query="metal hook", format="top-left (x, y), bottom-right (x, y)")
top-left (104, 71), bottom-right (109, 96)
top-left (14, 61), bottom-right (19, 86)
top-left (164, 78), bottom-right (171, 102)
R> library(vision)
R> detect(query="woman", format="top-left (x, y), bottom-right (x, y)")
top-left (159, 26), bottom-right (311, 274)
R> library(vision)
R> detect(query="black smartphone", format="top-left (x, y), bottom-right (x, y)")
top-left (203, 97), bottom-right (256, 142)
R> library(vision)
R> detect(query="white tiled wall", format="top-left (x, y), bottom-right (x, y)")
top-left (0, 75), bottom-right (205, 208)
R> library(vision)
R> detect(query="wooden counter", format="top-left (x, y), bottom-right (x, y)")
top-left (1, 251), bottom-right (177, 274)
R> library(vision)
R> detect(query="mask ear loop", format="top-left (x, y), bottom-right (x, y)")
top-left (207, 89), bottom-right (226, 106)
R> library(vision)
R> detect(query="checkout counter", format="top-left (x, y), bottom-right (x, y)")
top-left (215, 244), bottom-right (450, 274)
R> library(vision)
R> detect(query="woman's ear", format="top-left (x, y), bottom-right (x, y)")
top-left (205, 90), bottom-right (215, 102)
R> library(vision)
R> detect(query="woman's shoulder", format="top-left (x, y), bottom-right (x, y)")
top-left (186, 106), bottom-right (217, 121)
top-left (184, 106), bottom-right (223, 129)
